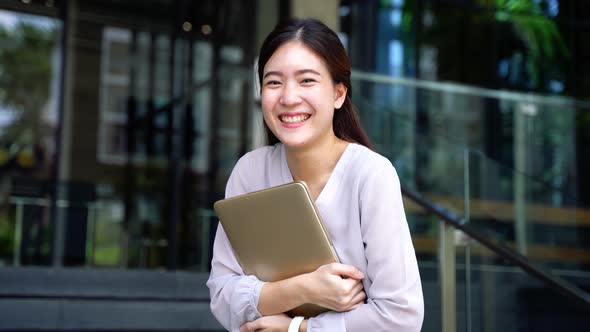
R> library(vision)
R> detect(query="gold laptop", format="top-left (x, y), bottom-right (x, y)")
top-left (213, 181), bottom-right (339, 317)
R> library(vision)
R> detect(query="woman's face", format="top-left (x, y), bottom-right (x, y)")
top-left (261, 41), bottom-right (347, 149)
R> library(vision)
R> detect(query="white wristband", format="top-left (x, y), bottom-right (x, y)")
top-left (288, 316), bottom-right (304, 332)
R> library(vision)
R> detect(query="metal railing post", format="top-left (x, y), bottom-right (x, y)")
top-left (85, 203), bottom-right (97, 266)
top-left (514, 103), bottom-right (529, 255)
top-left (13, 200), bottom-right (24, 266)
top-left (439, 219), bottom-right (456, 332)
top-left (463, 148), bottom-right (472, 332)
top-left (465, 243), bottom-right (472, 332)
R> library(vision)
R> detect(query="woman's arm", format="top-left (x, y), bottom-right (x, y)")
top-left (207, 155), bottom-right (267, 331)
top-left (257, 262), bottom-right (366, 315)
top-left (208, 149), bottom-right (372, 330)
top-left (307, 165), bottom-right (424, 331)
top-left (207, 225), bottom-right (267, 331)
top-left (240, 263), bottom-right (365, 332)
top-left (208, 223), bottom-right (367, 331)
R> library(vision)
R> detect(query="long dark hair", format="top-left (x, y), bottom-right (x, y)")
top-left (257, 18), bottom-right (373, 150)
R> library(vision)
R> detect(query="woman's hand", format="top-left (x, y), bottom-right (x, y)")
top-left (302, 262), bottom-right (366, 312)
top-left (239, 314), bottom-right (292, 332)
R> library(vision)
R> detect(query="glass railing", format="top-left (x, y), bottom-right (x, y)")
top-left (458, 236), bottom-right (589, 332)
top-left (464, 149), bottom-right (589, 272)
top-left (352, 70), bottom-right (584, 208)
top-left (2, 195), bottom-right (54, 267)
top-left (351, 70), bottom-right (590, 281)
top-left (0, 182), bottom-right (215, 271)
top-left (402, 180), bottom-right (589, 332)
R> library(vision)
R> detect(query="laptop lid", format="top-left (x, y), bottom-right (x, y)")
top-left (213, 181), bottom-right (339, 282)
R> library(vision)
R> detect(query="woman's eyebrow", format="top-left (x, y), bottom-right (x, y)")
top-left (263, 69), bottom-right (321, 79)
top-left (263, 71), bottom-right (282, 79)
top-left (295, 69), bottom-right (321, 76)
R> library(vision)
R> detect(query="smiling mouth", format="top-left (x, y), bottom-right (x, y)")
top-left (280, 114), bottom-right (311, 124)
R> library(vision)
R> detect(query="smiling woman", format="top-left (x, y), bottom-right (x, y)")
top-left (257, 19), bottom-right (372, 151)
top-left (260, 40), bottom-right (347, 150)
top-left (207, 18), bottom-right (424, 332)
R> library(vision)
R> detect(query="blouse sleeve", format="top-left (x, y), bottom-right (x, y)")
top-left (307, 165), bottom-right (424, 332)
top-left (206, 157), bottom-right (267, 331)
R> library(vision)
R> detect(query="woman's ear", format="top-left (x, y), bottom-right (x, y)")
top-left (334, 83), bottom-right (348, 109)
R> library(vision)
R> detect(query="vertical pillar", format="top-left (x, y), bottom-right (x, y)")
top-left (439, 220), bottom-right (456, 332)
top-left (51, 0), bottom-right (77, 267)
top-left (514, 103), bottom-right (533, 254)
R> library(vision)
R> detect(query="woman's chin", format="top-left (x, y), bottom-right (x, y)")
top-left (278, 137), bottom-right (310, 149)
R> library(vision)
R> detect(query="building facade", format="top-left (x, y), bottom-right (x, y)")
top-left (0, 0), bottom-right (588, 331)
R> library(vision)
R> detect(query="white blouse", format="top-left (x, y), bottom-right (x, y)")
top-left (207, 143), bottom-right (424, 331)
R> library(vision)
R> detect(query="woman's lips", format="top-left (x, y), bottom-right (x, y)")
top-left (280, 114), bottom-right (310, 123)
top-left (279, 113), bottom-right (311, 128)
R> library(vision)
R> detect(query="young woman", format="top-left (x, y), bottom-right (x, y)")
top-left (207, 18), bottom-right (424, 332)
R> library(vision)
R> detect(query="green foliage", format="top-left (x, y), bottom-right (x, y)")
top-left (577, 110), bottom-right (590, 130)
top-left (91, 217), bottom-right (124, 266)
top-left (0, 22), bottom-right (57, 143)
top-left (413, 0), bottom-right (569, 90)
top-left (0, 210), bottom-right (15, 258)
top-left (491, 0), bottom-right (569, 87)
top-left (94, 245), bottom-right (122, 266)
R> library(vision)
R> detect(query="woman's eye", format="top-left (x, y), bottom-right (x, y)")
top-left (301, 78), bottom-right (316, 84)
top-left (265, 80), bottom-right (281, 86)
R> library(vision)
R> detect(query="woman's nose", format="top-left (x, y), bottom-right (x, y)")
top-left (279, 84), bottom-right (302, 106)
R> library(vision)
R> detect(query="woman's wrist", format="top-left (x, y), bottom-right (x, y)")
top-left (294, 273), bottom-right (312, 304)
top-left (258, 274), bottom-right (310, 315)
top-left (299, 319), bottom-right (307, 332)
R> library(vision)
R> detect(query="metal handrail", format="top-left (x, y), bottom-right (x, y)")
top-left (352, 70), bottom-right (590, 109)
top-left (401, 186), bottom-right (590, 310)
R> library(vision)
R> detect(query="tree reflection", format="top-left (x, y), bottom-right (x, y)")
top-left (0, 21), bottom-right (56, 174)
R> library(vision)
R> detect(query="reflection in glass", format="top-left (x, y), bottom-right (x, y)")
top-left (0, 0), bottom-right (262, 271)
top-left (0, 9), bottom-right (61, 266)
top-left (352, 72), bottom-right (588, 276)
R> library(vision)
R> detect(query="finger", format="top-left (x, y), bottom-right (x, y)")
top-left (339, 277), bottom-right (361, 295)
top-left (243, 325), bottom-right (256, 332)
top-left (340, 285), bottom-right (365, 311)
top-left (349, 301), bottom-right (363, 311)
top-left (349, 280), bottom-right (364, 295)
top-left (240, 320), bottom-right (259, 332)
top-left (341, 292), bottom-right (366, 312)
top-left (350, 289), bottom-right (367, 306)
top-left (340, 275), bottom-right (360, 289)
top-left (328, 263), bottom-right (364, 279)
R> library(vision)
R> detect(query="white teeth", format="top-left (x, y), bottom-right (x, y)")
top-left (280, 114), bottom-right (310, 123)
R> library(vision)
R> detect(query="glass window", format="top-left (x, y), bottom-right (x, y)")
top-left (98, 27), bottom-right (130, 164)
top-left (0, 9), bottom-right (61, 266)
top-left (1, 0), bottom-right (265, 271)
